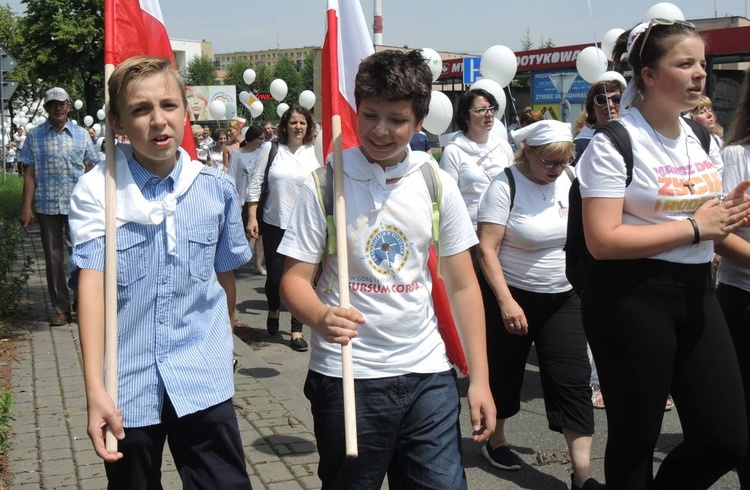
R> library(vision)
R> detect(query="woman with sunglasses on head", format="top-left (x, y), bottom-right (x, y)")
top-left (477, 120), bottom-right (604, 490)
top-left (573, 80), bottom-right (624, 165)
top-left (440, 88), bottom-right (514, 231)
top-left (716, 67), bottom-right (750, 489)
top-left (577, 19), bottom-right (750, 489)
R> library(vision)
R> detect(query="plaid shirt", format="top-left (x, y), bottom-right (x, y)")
top-left (19, 120), bottom-right (98, 215)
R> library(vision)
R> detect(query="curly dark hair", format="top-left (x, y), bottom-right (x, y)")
top-left (354, 49), bottom-right (432, 121)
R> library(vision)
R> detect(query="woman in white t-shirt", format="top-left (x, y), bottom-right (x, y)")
top-left (716, 67), bottom-right (750, 488)
top-left (440, 88), bottom-right (514, 230)
top-left (247, 106), bottom-right (320, 352)
top-left (577, 21), bottom-right (750, 488)
top-left (227, 123), bottom-right (267, 276)
top-left (208, 128), bottom-right (227, 170)
top-left (477, 120), bottom-right (603, 490)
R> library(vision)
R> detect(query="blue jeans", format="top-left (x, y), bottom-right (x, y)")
top-left (304, 370), bottom-right (467, 490)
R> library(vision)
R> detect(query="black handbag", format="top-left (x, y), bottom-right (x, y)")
top-left (256, 141), bottom-right (279, 233)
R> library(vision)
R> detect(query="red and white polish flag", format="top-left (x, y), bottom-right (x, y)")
top-left (104, 0), bottom-right (197, 159)
top-left (322, 0), bottom-right (374, 158)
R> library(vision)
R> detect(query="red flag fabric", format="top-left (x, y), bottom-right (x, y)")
top-left (322, 0), bottom-right (374, 158)
top-left (104, 0), bottom-right (197, 159)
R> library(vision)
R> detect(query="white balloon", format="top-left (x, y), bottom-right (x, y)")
top-left (602, 28), bottom-right (625, 61)
top-left (25, 123), bottom-right (34, 132)
top-left (83, 115), bottom-right (94, 127)
top-left (576, 46), bottom-right (608, 84)
top-left (21, 105), bottom-right (28, 113)
top-left (299, 90), bottom-right (316, 110)
top-left (74, 100), bottom-right (83, 110)
top-left (420, 48), bottom-right (443, 82)
top-left (480, 45), bottom-right (518, 87)
top-left (249, 100), bottom-right (264, 118)
top-left (276, 102), bottom-right (290, 118)
top-left (490, 117), bottom-right (509, 143)
top-left (599, 71), bottom-right (628, 89)
top-left (243, 69), bottom-right (256, 85)
top-left (422, 91), bottom-right (453, 135)
top-left (224, 103), bottom-right (237, 120)
top-left (469, 78), bottom-right (507, 115)
top-left (19, 117), bottom-right (28, 126)
top-left (208, 100), bottom-right (226, 120)
top-left (644, 2), bottom-right (685, 21)
top-left (238, 91), bottom-right (250, 105)
top-left (93, 123), bottom-right (102, 137)
top-left (270, 79), bottom-right (288, 102)
top-left (71, 119), bottom-right (77, 126)
top-left (314, 124), bottom-right (324, 165)
top-left (12, 117), bottom-right (19, 125)
top-left (241, 127), bottom-right (249, 138)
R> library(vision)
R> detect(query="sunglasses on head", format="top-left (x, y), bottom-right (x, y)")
top-left (639, 18), bottom-right (695, 59)
top-left (594, 93), bottom-right (622, 107)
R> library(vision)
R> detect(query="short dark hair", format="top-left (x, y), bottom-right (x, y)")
top-left (454, 88), bottom-right (498, 133)
top-left (277, 106), bottom-right (315, 146)
top-left (244, 124), bottom-right (264, 141)
top-left (354, 49), bottom-right (432, 122)
top-left (584, 80), bottom-right (623, 125)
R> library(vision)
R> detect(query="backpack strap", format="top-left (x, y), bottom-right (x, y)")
top-left (262, 141), bottom-right (279, 184)
top-left (503, 167), bottom-right (516, 212)
top-left (564, 165), bottom-right (575, 182)
top-left (683, 117), bottom-right (712, 154)
top-left (418, 162), bottom-right (441, 256)
top-left (595, 120), bottom-right (634, 186)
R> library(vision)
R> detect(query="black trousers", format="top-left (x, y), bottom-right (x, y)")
top-left (261, 221), bottom-right (302, 332)
top-left (584, 259), bottom-right (747, 489)
top-left (480, 273), bottom-right (593, 435)
top-left (718, 282), bottom-right (750, 489)
top-left (104, 396), bottom-right (251, 489)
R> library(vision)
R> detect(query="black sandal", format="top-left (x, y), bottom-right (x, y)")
top-left (266, 316), bottom-right (279, 336)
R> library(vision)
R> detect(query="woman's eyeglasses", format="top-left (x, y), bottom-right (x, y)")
top-left (594, 93), bottom-right (622, 107)
top-left (538, 155), bottom-right (574, 169)
top-left (468, 106), bottom-right (499, 116)
top-left (639, 18), bottom-right (695, 59)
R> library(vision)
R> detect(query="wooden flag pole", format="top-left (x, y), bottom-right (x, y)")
top-left (103, 62), bottom-right (119, 454)
top-left (332, 115), bottom-right (357, 459)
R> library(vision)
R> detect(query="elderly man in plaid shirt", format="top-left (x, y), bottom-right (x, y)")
top-left (20, 87), bottom-right (99, 326)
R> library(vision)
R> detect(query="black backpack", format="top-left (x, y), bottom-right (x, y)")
top-left (564, 118), bottom-right (711, 293)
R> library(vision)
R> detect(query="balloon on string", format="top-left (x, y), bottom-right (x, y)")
top-left (21, 106), bottom-right (28, 113)
top-left (420, 48), bottom-right (443, 82)
top-left (469, 78), bottom-right (507, 115)
top-left (19, 117), bottom-right (28, 126)
top-left (249, 100), bottom-right (264, 118)
top-left (83, 115), bottom-right (94, 127)
top-left (644, 2), bottom-right (685, 21)
top-left (276, 103), bottom-right (290, 118)
top-left (599, 71), bottom-right (628, 89)
top-left (74, 100), bottom-right (83, 110)
top-left (224, 103), bottom-right (237, 120)
top-left (601, 28), bottom-right (625, 61)
top-left (270, 79), bottom-right (288, 101)
top-left (12, 117), bottom-right (19, 125)
top-left (25, 123), bottom-right (33, 132)
top-left (422, 91), bottom-right (453, 135)
top-left (241, 126), bottom-right (249, 138)
top-left (491, 118), bottom-right (509, 143)
top-left (299, 90), bottom-right (316, 110)
top-left (576, 46), bottom-right (608, 84)
top-left (97, 109), bottom-right (106, 121)
top-left (243, 69), bottom-right (256, 85)
top-left (209, 100), bottom-right (226, 120)
top-left (238, 91), bottom-right (250, 105)
top-left (93, 123), bottom-right (102, 137)
top-left (480, 45), bottom-right (518, 87)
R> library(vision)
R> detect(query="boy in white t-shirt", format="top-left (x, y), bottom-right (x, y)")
top-left (278, 49), bottom-right (495, 489)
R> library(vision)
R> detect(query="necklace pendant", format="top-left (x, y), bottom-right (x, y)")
top-left (684, 181), bottom-right (695, 195)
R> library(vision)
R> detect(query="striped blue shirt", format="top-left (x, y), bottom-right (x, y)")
top-left (19, 120), bottom-right (99, 215)
top-left (71, 154), bottom-right (252, 427)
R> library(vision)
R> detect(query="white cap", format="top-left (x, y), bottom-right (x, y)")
top-left (511, 120), bottom-right (572, 146)
top-left (44, 87), bottom-right (70, 104)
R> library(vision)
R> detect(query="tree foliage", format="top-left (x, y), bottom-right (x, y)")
top-left (520, 28), bottom-right (533, 51)
top-left (19, 0), bottom-right (104, 119)
top-left (273, 57), bottom-right (303, 118)
top-left (185, 55), bottom-right (218, 86)
top-left (301, 53), bottom-right (314, 91)
top-left (223, 59), bottom-right (252, 119)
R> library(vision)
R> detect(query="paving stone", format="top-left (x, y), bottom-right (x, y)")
top-left (255, 461), bottom-right (296, 484)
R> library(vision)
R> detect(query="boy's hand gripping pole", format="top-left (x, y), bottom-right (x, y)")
top-left (332, 115), bottom-right (358, 459)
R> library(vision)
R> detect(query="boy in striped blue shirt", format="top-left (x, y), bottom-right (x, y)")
top-left (69, 56), bottom-right (252, 488)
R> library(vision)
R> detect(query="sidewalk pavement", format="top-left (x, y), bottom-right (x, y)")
top-left (7, 223), bottom-right (741, 489)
